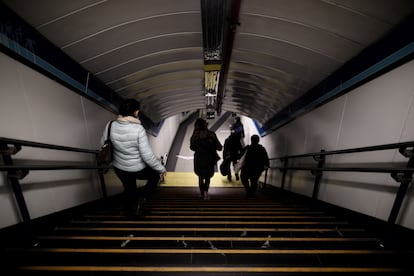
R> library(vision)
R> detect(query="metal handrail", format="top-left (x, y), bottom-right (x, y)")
top-left (0, 164), bottom-right (106, 170)
top-left (271, 166), bottom-right (414, 174)
top-left (0, 136), bottom-right (107, 246)
top-left (269, 141), bottom-right (414, 161)
top-left (264, 140), bottom-right (414, 238)
top-left (0, 137), bottom-right (99, 154)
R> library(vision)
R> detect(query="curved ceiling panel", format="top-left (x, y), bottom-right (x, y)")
top-left (62, 14), bottom-right (202, 61)
top-left (110, 60), bottom-right (202, 91)
top-left (1, 0), bottom-right (414, 135)
top-left (98, 48), bottom-right (203, 82)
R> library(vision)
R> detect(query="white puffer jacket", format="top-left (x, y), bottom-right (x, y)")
top-left (101, 116), bottom-right (166, 173)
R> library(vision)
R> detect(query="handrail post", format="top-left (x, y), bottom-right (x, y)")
top-left (312, 149), bottom-right (325, 199)
top-left (388, 148), bottom-right (414, 224)
top-left (382, 148), bottom-right (413, 247)
top-left (262, 167), bottom-right (268, 189)
top-left (95, 152), bottom-right (108, 198)
top-left (98, 170), bottom-right (108, 198)
top-left (280, 157), bottom-right (288, 190)
top-left (0, 141), bottom-right (37, 246)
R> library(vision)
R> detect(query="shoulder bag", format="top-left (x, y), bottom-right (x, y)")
top-left (234, 145), bottom-right (248, 174)
top-left (97, 121), bottom-right (114, 167)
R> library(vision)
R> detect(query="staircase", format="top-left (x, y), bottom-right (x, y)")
top-left (2, 186), bottom-right (413, 275)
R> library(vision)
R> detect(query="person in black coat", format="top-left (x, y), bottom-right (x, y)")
top-left (240, 134), bottom-right (269, 198)
top-left (190, 118), bottom-right (223, 200)
top-left (222, 129), bottom-right (243, 181)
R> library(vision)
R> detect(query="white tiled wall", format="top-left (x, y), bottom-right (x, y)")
top-left (0, 53), bottom-right (179, 229)
top-left (263, 59), bottom-right (414, 230)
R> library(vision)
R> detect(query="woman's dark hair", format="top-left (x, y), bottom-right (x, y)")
top-left (118, 99), bottom-right (140, 116)
top-left (194, 118), bottom-right (207, 130)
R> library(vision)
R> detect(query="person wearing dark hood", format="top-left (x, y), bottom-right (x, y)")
top-left (231, 116), bottom-right (245, 140)
top-left (190, 118), bottom-right (223, 200)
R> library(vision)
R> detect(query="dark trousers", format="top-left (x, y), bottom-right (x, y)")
top-left (198, 176), bottom-right (211, 195)
top-left (240, 169), bottom-right (261, 197)
top-left (114, 166), bottom-right (160, 213)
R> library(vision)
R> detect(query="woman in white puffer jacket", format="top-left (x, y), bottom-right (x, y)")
top-left (101, 99), bottom-right (166, 215)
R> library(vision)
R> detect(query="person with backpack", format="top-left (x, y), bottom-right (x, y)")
top-left (221, 129), bottom-right (243, 181)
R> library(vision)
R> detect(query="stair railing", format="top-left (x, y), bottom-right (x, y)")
top-left (265, 141), bottom-right (414, 228)
top-left (0, 136), bottom-right (110, 245)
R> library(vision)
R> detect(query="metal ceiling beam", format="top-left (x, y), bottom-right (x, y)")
top-left (201, 0), bottom-right (240, 118)
top-left (216, 0), bottom-right (241, 116)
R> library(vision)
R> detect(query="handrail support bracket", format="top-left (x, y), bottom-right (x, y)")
top-left (0, 144), bottom-right (21, 155)
top-left (8, 169), bottom-right (29, 180)
top-left (398, 147), bottom-right (414, 158)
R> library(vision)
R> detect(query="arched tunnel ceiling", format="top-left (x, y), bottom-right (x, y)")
top-left (2, 0), bottom-right (414, 135)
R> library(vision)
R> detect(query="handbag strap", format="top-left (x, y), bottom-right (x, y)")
top-left (107, 121), bottom-right (113, 140)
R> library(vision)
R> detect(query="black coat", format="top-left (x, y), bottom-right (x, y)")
top-left (223, 133), bottom-right (243, 161)
top-left (242, 143), bottom-right (269, 175)
top-left (190, 129), bottom-right (222, 178)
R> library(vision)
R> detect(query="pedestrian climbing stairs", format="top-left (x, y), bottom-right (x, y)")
top-left (2, 186), bottom-right (413, 275)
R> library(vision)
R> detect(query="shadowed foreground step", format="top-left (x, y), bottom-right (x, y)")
top-left (2, 186), bottom-right (414, 274)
